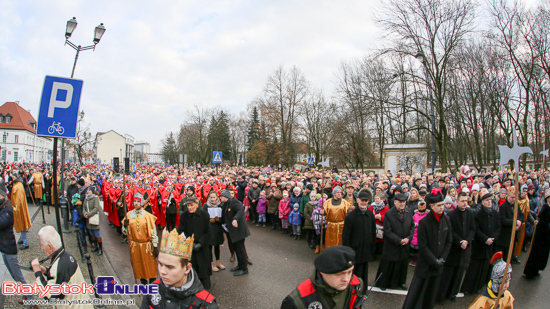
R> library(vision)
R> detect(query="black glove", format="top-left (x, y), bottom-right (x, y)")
top-left (123, 219), bottom-right (130, 228)
top-left (153, 246), bottom-right (159, 258)
top-left (193, 243), bottom-right (202, 252)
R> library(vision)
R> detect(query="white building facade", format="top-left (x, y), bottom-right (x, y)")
top-left (95, 130), bottom-right (127, 166)
top-left (0, 102), bottom-right (54, 163)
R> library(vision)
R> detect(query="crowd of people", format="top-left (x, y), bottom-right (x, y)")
top-left (2, 161), bottom-right (550, 308)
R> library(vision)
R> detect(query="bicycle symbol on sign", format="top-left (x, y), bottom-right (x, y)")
top-left (47, 121), bottom-right (65, 135)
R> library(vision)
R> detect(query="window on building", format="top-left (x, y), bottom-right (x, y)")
top-left (14, 151), bottom-right (18, 162)
top-left (1, 149), bottom-right (5, 161)
top-left (14, 135), bottom-right (18, 143)
top-left (2, 134), bottom-right (6, 143)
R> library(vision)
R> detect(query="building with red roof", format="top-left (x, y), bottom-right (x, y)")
top-left (0, 101), bottom-right (54, 163)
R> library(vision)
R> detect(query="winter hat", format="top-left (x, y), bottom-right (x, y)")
top-left (220, 190), bottom-right (232, 199)
top-left (471, 184), bottom-right (480, 192)
top-left (544, 188), bottom-right (550, 200)
top-left (426, 188), bottom-right (445, 205)
top-left (521, 184), bottom-right (528, 192)
top-left (293, 203), bottom-right (299, 209)
top-left (77, 178), bottom-right (85, 186)
top-left (357, 188), bottom-right (373, 203)
top-left (462, 188), bottom-right (470, 194)
top-left (499, 188), bottom-right (507, 195)
top-left (444, 196), bottom-right (453, 204)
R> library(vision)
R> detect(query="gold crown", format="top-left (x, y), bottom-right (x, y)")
top-left (160, 229), bottom-right (194, 260)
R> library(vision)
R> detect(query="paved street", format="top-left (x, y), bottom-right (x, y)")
top-left (3, 202), bottom-right (550, 309)
top-left (101, 199), bottom-right (550, 309)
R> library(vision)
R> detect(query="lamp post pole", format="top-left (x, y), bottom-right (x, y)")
top-left (52, 17), bottom-right (105, 245)
top-left (62, 17), bottom-right (106, 170)
top-left (416, 51), bottom-right (436, 174)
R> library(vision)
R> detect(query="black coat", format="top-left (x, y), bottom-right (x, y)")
top-left (342, 207), bottom-right (376, 264)
top-left (0, 199), bottom-right (17, 255)
top-left (414, 211), bottom-right (453, 279)
top-left (236, 181), bottom-right (247, 202)
top-left (382, 207), bottom-right (415, 261)
top-left (445, 208), bottom-right (476, 267)
top-left (177, 209), bottom-right (212, 280)
top-left (221, 198), bottom-right (250, 243)
top-left (471, 207), bottom-right (501, 260)
top-left (496, 200), bottom-right (525, 248)
top-left (524, 203), bottom-right (550, 276)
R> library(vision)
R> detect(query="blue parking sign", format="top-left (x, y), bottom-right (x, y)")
top-left (37, 76), bottom-right (83, 138)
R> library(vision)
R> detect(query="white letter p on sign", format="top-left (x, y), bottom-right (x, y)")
top-left (48, 82), bottom-right (73, 117)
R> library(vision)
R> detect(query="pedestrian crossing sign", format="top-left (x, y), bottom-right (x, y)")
top-left (213, 151), bottom-right (223, 163)
top-left (307, 157), bottom-right (315, 165)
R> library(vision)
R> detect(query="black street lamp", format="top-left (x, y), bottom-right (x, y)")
top-left (65, 17), bottom-right (106, 79)
top-left (415, 50), bottom-right (436, 174)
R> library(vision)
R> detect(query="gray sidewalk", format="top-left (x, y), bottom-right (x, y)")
top-left (0, 201), bottom-right (136, 309)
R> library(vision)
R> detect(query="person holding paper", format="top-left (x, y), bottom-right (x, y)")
top-left (204, 191), bottom-right (226, 272)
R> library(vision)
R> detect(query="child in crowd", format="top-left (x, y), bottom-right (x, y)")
top-left (410, 200), bottom-right (429, 266)
top-left (312, 196), bottom-right (327, 253)
top-left (243, 186), bottom-right (251, 220)
top-left (304, 191), bottom-right (319, 249)
top-left (368, 192), bottom-right (389, 257)
top-left (279, 190), bottom-right (291, 234)
top-left (288, 203), bottom-right (302, 240)
top-left (444, 195), bottom-right (455, 215)
top-left (256, 190), bottom-right (267, 227)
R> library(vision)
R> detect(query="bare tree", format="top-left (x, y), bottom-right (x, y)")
top-left (255, 65), bottom-right (309, 166)
top-left (377, 0), bottom-right (477, 171)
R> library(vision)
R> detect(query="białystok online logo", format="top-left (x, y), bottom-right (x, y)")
top-left (2, 276), bottom-right (158, 296)
top-left (96, 276), bottom-right (158, 295)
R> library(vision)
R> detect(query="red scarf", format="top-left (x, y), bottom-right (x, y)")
top-left (434, 212), bottom-right (443, 223)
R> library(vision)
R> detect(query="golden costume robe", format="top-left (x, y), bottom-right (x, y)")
top-left (514, 197), bottom-right (530, 256)
top-left (32, 172), bottom-right (43, 199)
top-left (50, 176), bottom-right (60, 204)
top-left (468, 287), bottom-right (514, 309)
top-left (322, 198), bottom-right (351, 248)
top-left (11, 181), bottom-right (32, 233)
top-left (122, 209), bottom-right (158, 280)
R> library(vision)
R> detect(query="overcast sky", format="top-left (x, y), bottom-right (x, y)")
top-left (0, 0), bottom-right (541, 153)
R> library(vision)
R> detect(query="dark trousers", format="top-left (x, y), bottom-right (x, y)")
top-left (200, 276), bottom-right (211, 290)
top-left (354, 262), bottom-right (368, 294)
top-left (437, 265), bottom-right (466, 302)
top-left (166, 213), bottom-right (177, 231)
top-left (210, 245), bottom-right (220, 261)
top-left (250, 201), bottom-right (258, 222)
top-left (269, 213), bottom-right (278, 228)
top-left (403, 274), bottom-right (442, 309)
top-left (233, 239), bottom-right (247, 271)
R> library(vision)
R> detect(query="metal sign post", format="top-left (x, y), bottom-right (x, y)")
top-left (37, 76), bottom-right (83, 247)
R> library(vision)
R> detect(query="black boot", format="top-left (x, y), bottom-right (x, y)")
top-left (289, 228), bottom-right (294, 236)
top-left (97, 238), bottom-right (103, 256)
top-left (91, 237), bottom-right (98, 252)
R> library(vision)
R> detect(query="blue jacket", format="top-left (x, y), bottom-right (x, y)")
top-left (288, 209), bottom-right (302, 226)
top-left (0, 199), bottom-right (17, 255)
